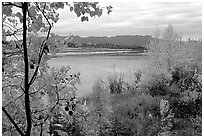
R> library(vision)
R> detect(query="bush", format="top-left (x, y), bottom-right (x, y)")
top-left (108, 73), bottom-right (125, 94)
top-left (138, 68), bottom-right (171, 97)
top-left (84, 79), bottom-right (113, 136)
top-left (80, 25), bottom-right (202, 136)
top-left (110, 89), bottom-right (161, 135)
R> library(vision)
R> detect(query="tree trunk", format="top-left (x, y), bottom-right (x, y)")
top-left (22, 2), bottom-right (32, 136)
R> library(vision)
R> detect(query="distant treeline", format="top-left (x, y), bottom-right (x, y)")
top-left (66, 42), bottom-right (147, 51)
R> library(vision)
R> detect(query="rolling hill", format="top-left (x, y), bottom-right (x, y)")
top-left (60, 35), bottom-right (153, 47)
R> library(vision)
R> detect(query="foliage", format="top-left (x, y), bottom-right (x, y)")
top-left (148, 25), bottom-right (182, 72)
top-left (87, 74), bottom-right (162, 136)
top-left (110, 91), bottom-right (161, 136)
top-left (2, 2), bottom-right (112, 136)
top-left (88, 25), bottom-right (201, 136)
top-left (85, 80), bottom-right (113, 135)
top-left (145, 25), bottom-right (202, 136)
top-left (108, 72), bottom-right (125, 94)
top-left (66, 42), bottom-right (147, 50)
top-left (138, 68), bottom-right (172, 97)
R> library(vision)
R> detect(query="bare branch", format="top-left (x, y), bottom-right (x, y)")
top-left (3, 50), bottom-right (23, 57)
top-left (3, 92), bottom-right (24, 108)
top-left (29, 84), bottom-right (47, 95)
top-left (2, 107), bottom-right (25, 136)
top-left (40, 123), bottom-right (43, 136)
top-left (2, 2), bottom-right (22, 8)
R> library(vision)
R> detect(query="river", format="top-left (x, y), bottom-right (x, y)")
top-left (48, 54), bottom-right (149, 97)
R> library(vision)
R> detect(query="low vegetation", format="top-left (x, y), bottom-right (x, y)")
top-left (79, 25), bottom-right (202, 136)
top-left (2, 3), bottom-right (201, 135)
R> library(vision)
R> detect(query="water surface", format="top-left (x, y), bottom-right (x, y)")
top-left (48, 55), bottom-right (148, 96)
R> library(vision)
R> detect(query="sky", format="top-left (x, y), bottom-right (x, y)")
top-left (51, 1), bottom-right (202, 39)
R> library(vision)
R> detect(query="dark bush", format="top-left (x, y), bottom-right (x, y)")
top-left (108, 73), bottom-right (124, 94)
top-left (110, 92), bottom-right (161, 136)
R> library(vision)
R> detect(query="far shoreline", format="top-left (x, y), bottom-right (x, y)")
top-left (50, 50), bottom-right (147, 58)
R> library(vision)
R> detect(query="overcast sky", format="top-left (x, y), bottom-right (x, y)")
top-left (51, 2), bottom-right (202, 38)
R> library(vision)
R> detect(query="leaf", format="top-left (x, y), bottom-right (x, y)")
top-left (81, 16), bottom-right (88, 22)
top-left (96, 9), bottom-right (102, 17)
top-left (36, 14), bottom-right (43, 25)
top-left (57, 2), bottom-right (64, 9)
top-left (14, 2), bottom-right (22, 7)
top-left (84, 8), bottom-right (90, 13)
top-left (74, 9), bottom-right (81, 17)
top-left (32, 38), bottom-right (42, 49)
top-left (31, 14), bottom-right (43, 31)
top-left (47, 37), bottom-right (58, 54)
top-left (59, 66), bottom-right (67, 73)
top-left (42, 54), bottom-right (51, 63)
top-left (30, 53), bottom-right (38, 64)
top-left (28, 6), bottom-right (37, 17)
top-left (45, 5), bottom-right (49, 10)
top-left (2, 7), bottom-right (12, 16)
top-left (30, 23), bottom-right (39, 32)
top-left (7, 18), bottom-right (16, 24)
top-left (53, 17), bottom-right (59, 23)
top-left (50, 45), bottom-right (58, 54)
top-left (90, 11), bottom-right (95, 17)
top-left (15, 12), bottom-right (23, 23)
top-left (74, 4), bottom-right (82, 12)
top-left (78, 2), bottom-right (83, 7)
top-left (82, 10), bottom-right (85, 15)
top-left (108, 10), bottom-right (112, 15)
top-left (50, 2), bottom-right (56, 8)
top-left (86, 16), bottom-right (89, 21)
top-left (91, 3), bottom-right (96, 9)
top-left (70, 6), bottom-right (73, 12)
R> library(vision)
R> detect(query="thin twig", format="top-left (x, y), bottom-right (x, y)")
top-left (2, 2), bottom-right (23, 8)
top-left (43, 86), bottom-right (60, 122)
top-left (3, 93), bottom-right (24, 108)
top-left (29, 2), bottom-right (52, 86)
top-left (2, 107), bottom-right (25, 136)
top-left (29, 84), bottom-right (46, 95)
top-left (40, 123), bottom-right (43, 136)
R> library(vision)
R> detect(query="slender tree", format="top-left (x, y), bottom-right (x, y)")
top-left (2, 2), bottom-right (112, 136)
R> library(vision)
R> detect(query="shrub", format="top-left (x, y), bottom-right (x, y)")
top-left (110, 90), bottom-right (161, 136)
top-left (138, 68), bottom-right (171, 97)
top-left (84, 79), bottom-right (113, 136)
top-left (108, 73), bottom-right (125, 94)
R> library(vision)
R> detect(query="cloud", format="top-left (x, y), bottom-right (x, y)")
top-left (52, 2), bottom-right (202, 38)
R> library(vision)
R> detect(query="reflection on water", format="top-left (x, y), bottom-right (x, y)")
top-left (48, 55), bottom-right (148, 97)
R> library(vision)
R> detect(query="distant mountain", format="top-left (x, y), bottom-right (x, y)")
top-left (61, 35), bottom-right (153, 47)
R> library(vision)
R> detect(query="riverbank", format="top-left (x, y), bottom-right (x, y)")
top-left (50, 48), bottom-right (147, 58)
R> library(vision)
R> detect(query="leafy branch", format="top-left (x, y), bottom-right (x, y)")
top-left (29, 84), bottom-right (47, 95)
top-left (3, 83), bottom-right (45, 108)
top-left (2, 2), bottom-right (113, 136)
top-left (43, 85), bottom-right (61, 123)
top-left (28, 2), bottom-right (52, 86)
